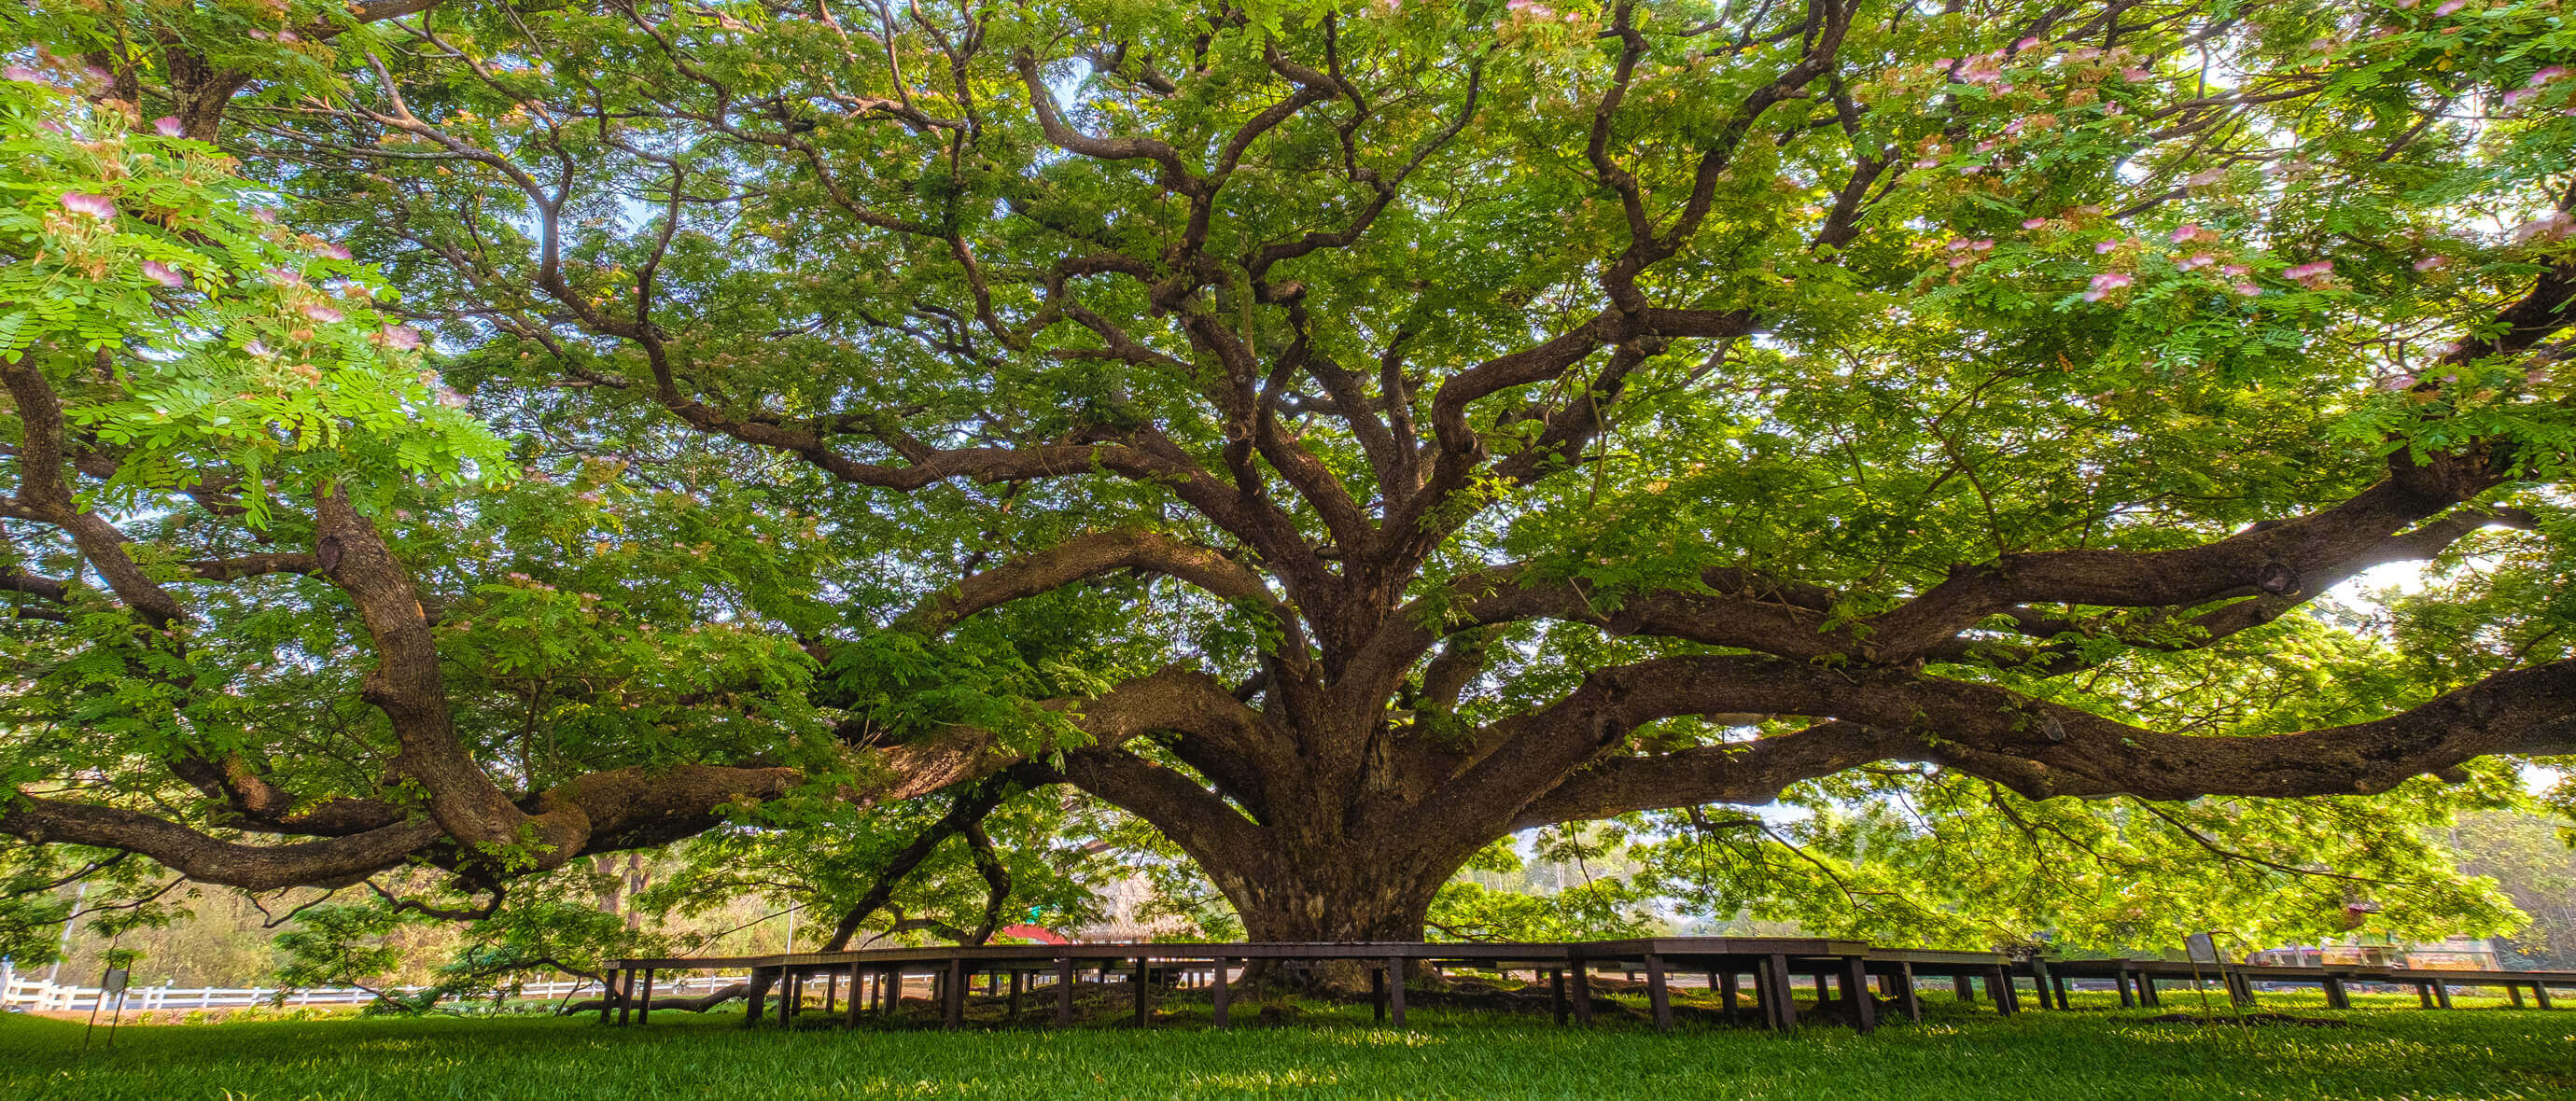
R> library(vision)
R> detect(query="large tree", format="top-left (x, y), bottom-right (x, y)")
top-left (6, 0), bottom-right (2574, 947)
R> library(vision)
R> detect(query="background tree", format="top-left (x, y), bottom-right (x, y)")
top-left (4, 0), bottom-right (2573, 955)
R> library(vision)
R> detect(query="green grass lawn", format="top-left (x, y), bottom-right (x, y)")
top-left (3, 990), bottom-right (2570, 1100)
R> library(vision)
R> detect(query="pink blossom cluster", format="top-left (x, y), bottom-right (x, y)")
top-left (2282, 260), bottom-right (2334, 287)
top-left (2503, 66), bottom-right (2569, 109)
top-left (1503, 0), bottom-right (1579, 21)
top-left (60, 191), bottom-right (117, 218)
top-left (1942, 236), bottom-right (1995, 269)
top-left (2081, 272), bottom-right (2131, 301)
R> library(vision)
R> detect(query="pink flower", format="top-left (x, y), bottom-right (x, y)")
top-left (381, 325), bottom-right (422, 351)
top-left (314, 243), bottom-right (352, 260)
top-left (1970, 239), bottom-right (1995, 251)
top-left (2178, 253), bottom-right (2216, 271)
top-left (2284, 260), bottom-right (2335, 286)
top-left (2415, 256), bottom-right (2449, 272)
top-left (2015, 37), bottom-right (2042, 50)
top-left (2023, 217), bottom-right (2049, 230)
top-left (276, 30), bottom-right (301, 43)
top-left (2504, 89), bottom-right (2535, 108)
top-left (1933, 58), bottom-right (1954, 68)
top-left (2121, 67), bottom-right (2152, 82)
top-left (249, 207), bottom-right (278, 224)
top-left (2433, 0), bottom-right (2468, 15)
top-left (2083, 272), bottom-right (2134, 300)
top-left (2381, 374), bottom-right (2415, 392)
top-left (2233, 283), bottom-right (2261, 297)
top-left (436, 388), bottom-right (469, 409)
top-left (3, 64), bottom-right (42, 83)
top-left (265, 268), bottom-right (304, 286)
top-left (245, 339), bottom-right (273, 357)
top-left (139, 259), bottom-right (185, 288)
top-left (60, 191), bottom-right (116, 218)
top-left (2533, 66), bottom-right (2569, 86)
top-left (152, 117), bottom-right (184, 137)
top-left (2219, 264), bottom-right (2249, 276)
top-left (1912, 157), bottom-right (1940, 169)
top-left (2094, 240), bottom-right (2120, 254)
top-left (301, 303), bottom-right (344, 324)
top-left (1946, 238), bottom-right (1971, 251)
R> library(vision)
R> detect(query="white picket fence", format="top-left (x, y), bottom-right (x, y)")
top-left (0, 973), bottom-right (747, 1014)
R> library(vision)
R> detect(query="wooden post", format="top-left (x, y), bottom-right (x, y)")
top-left (1131, 956), bottom-right (1150, 1027)
top-left (2432, 981), bottom-right (2454, 1010)
top-left (2533, 983), bottom-right (2555, 1010)
top-left (847, 963), bottom-right (864, 1028)
top-left (1008, 969), bottom-right (1024, 1023)
top-left (1371, 963), bottom-right (1387, 1024)
top-left (2322, 974), bottom-right (2349, 1010)
top-left (1986, 966), bottom-right (2015, 1015)
top-left (1719, 969), bottom-right (1740, 1024)
top-left (1896, 963), bottom-right (1921, 1023)
top-left (599, 968), bottom-right (619, 1024)
top-left (1056, 957), bottom-right (1075, 1026)
top-left (1953, 973), bottom-right (1976, 1002)
top-left (2507, 983), bottom-right (2525, 1009)
top-left (2115, 969), bottom-right (2135, 1009)
top-left (1549, 968), bottom-right (1568, 1025)
top-left (823, 970), bottom-right (837, 1016)
top-left (885, 968), bottom-right (902, 1019)
top-left (743, 968), bottom-right (768, 1025)
top-left (1386, 957), bottom-right (1407, 1029)
top-left (2416, 982), bottom-right (2435, 1009)
top-left (638, 969), bottom-right (655, 1024)
top-left (1211, 957), bottom-right (1232, 1029)
top-left (617, 968), bottom-right (633, 1026)
top-left (781, 969), bottom-right (799, 1029)
top-left (943, 958), bottom-right (966, 1029)
top-left (2051, 972), bottom-right (2071, 1010)
top-left (1645, 954), bottom-right (1673, 1033)
top-left (1570, 963), bottom-right (1594, 1025)
top-left (1841, 955), bottom-right (1876, 1034)
top-left (1764, 954), bottom-right (1797, 1031)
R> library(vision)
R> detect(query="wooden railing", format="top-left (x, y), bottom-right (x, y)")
top-left (0, 973), bottom-right (749, 1014)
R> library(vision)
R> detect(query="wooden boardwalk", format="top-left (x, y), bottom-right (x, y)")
top-left (2023, 956), bottom-right (2576, 1012)
top-left (603, 938), bottom-right (2009, 1033)
top-left (599, 940), bottom-right (2574, 1034)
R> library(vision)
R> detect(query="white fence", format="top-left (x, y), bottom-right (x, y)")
top-left (1, 973), bottom-right (747, 1014)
